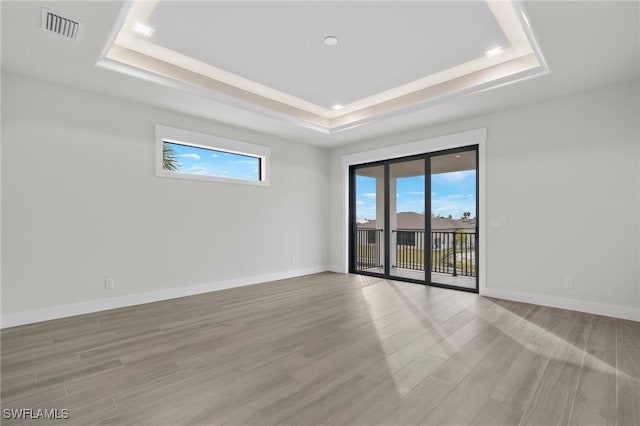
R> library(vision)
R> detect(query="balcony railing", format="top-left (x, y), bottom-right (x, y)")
top-left (356, 229), bottom-right (476, 277)
top-left (355, 228), bottom-right (383, 270)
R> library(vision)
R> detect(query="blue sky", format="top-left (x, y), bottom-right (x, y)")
top-left (355, 170), bottom-right (476, 221)
top-left (165, 142), bottom-right (259, 180)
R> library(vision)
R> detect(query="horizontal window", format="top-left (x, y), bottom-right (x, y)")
top-left (156, 125), bottom-right (270, 186)
top-left (163, 141), bottom-right (262, 181)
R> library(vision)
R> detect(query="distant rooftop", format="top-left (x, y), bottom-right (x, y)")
top-left (358, 211), bottom-right (475, 230)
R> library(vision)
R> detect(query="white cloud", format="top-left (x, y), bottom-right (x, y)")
top-left (356, 200), bottom-right (364, 205)
top-left (431, 198), bottom-right (476, 218)
top-left (211, 154), bottom-right (219, 158)
top-left (433, 170), bottom-right (473, 183)
top-left (180, 153), bottom-right (200, 160)
top-left (361, 192), bottom-right (377, 198)
top-left (183, 165), bottom-right (211, 175)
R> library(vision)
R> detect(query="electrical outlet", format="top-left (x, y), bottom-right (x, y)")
top-left (563, 278), bottom-right (573, 289)
top-left (104, 278), bottom-right (114, 289)
top-left (291, 257), bottom-right (296, 265)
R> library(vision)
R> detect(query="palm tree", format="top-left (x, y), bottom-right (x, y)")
top-left (163, 144), bottom-right (180, 171)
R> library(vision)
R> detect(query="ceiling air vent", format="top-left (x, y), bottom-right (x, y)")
top-left (41, 8), bottom-right (81, 40)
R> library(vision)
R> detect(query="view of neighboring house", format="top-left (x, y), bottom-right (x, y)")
top-left (358, 211), bottom-right (476, 249)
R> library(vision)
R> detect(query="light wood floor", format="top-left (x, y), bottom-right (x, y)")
top-left (1, 272), bottom-right (639, 425)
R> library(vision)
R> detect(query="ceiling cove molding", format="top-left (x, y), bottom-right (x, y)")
top-left (97, 0), bottom-right (549, 134)
top-left (98, 47), bottom-right (332, 133)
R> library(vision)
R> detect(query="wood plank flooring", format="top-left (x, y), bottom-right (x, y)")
top-left (1, 272), bottom-right (638, 425)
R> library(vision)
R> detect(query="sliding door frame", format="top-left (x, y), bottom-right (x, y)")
top-left (348, 159), bottom-right (387, 278)
top-left (426, 145), bottom-right (479, 293)
top-left (347, 141), bottom-right (481, 293)
top-left (385, 154), bottom-right (429, 285)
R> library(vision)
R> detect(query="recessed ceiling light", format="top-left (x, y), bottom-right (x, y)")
top-left (133, 22), bottom-right (155, 37)
top-left (455, 154), bottom-right (462, 158)
top-left (484, 46), bottom-right (504, 58)
top-left (332, 104), bottom-right (344, 110)
top-left (324, 36), bottom-right (338, 46)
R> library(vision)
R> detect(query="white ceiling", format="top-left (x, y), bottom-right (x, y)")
top-left (106, 0), bottom-right (543, 131)
top-left (1, 1), bottom-right (639, 148)
top-left (146, 1), bottom-right (508, 108)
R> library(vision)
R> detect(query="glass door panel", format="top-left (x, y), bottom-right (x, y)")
top-left (353, 165), bottom-right (385, 275)
top-left (430, 149), bottom-right (478, 290)
top-left (389, 159), bottom-right (426, 282)
top-left (349, 145), bottom-right (479, 293)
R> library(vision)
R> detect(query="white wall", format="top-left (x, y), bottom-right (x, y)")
top-left (1, 72), bottom-right (329, 323)
top-left (328, 80), bottom-right (640, 320)
top-left (2, 72), bottom-right (639, 325)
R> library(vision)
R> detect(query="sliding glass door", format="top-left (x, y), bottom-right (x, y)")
top-left (429, 149), bottom-right (478, 290)
top-left (352, 165), bottom-right (385, 275)
top-left (389, 158), bottom-right (426, 282)
top-left (349, 146), bottom-right (478, 292)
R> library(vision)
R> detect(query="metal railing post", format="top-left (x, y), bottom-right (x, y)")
top-left (452, 231), bottom-right (457, 276)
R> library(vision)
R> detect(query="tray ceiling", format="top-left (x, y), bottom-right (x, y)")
top-left (99, 1), bottom-right (548, 133)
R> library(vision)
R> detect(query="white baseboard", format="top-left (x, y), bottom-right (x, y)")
top-left (482, 287), bottom-right (640, 322)
top-left (5, 271), bottom-right (637, 329)
top-left (1, 266), bottom-right (332, 329)
top-left (325, 264), bottom-right (346, 273)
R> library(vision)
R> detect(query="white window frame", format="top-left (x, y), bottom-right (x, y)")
top-left (155, 124), bottom-right (270, 186)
